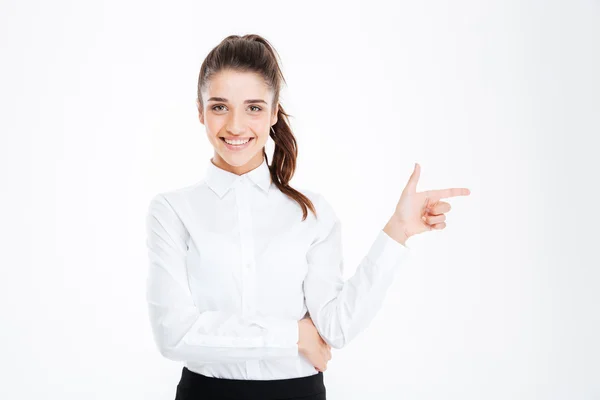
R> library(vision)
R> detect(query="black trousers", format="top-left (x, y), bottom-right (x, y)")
top-left (175, 366), bottom-right (326, 400)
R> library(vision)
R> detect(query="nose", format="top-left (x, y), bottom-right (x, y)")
top-left (225, 109), bottom-right (246, 136)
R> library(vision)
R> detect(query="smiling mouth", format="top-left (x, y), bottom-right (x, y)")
top-left (220, 137), bottom-right (254, 144)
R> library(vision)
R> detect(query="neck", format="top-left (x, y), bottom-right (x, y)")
top-left (212, 152), bottom-right (264, 176)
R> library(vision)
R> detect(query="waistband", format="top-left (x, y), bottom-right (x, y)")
top-left (176, 366), bottom-right (325, 400)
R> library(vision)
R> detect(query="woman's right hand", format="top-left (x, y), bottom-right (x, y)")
top-left (298, 316), bottom-right (332, 372)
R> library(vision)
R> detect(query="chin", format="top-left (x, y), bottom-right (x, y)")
top-left (219, 151), bottom-right (260, 167)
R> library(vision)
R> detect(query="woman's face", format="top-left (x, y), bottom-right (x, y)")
top-left (198, 69), bottom-right (278, 175)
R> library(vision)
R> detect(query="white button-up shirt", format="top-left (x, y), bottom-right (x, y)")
top-left (145, 155), bottom-right (410, 380)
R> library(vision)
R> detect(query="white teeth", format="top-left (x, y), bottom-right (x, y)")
top-left (224, 138), bottom-right (250, 145)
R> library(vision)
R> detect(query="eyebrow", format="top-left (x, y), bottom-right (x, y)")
top-left (207, 97), bottom-right (268, 105)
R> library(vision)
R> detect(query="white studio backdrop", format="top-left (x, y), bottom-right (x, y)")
top-left (1, 0), bottom-right (599, 399)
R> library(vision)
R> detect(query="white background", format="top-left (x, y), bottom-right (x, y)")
top-left (1, 0), bottom-right (599, 399)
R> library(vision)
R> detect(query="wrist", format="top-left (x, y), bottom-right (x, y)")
top-left (383, 218), bottom-right (410, 246)
top-left (297, 321), bottom-right (305, 352)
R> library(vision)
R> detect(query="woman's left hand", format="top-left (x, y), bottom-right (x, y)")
top-left (386, 163), bottom-right (471, 243)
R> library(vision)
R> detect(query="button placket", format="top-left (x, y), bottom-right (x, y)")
top-left (235, 177), bottom-right (256, 317)
top-left (236, 177), bottom-right (262, 379)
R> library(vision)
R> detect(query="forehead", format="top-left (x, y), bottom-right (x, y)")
top-left (205, 69), bottom-right (271, 100)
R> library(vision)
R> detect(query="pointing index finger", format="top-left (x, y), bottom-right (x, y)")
top-left (425, 188), bottom-right (471, 200)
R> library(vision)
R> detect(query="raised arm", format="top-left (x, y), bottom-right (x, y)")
top-left (303, 194), bottom-right (410, 350)
top-left (145, 193), bottom-right (299, 363)
top-left (304, 162), bottom-right (470, 350)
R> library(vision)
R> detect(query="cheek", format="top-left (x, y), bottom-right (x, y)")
top-left (249, 118), bottom-right (268, 130)
top-left (246, 120), bottom-right (269, 139)
top-left (204, 118), bottom-right (223, 137)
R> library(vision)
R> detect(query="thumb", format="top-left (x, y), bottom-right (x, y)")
top-left (404, 163), bottom-right (421, 193)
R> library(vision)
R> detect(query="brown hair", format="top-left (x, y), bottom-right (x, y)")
top-left (196, 34), bottom-right (317, 221)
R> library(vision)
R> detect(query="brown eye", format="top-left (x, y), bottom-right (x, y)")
top-left (249, 105), bottom-right (262, 112)
top-left (212, 105), bottom-right (226, 111)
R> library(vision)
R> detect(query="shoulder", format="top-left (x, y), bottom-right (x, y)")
top-left (147, 180), bottom-right (208, 217)
top-left (292, 186), bottom-right (319, 204)
top-left (292, 186), bottom-right (338, 224)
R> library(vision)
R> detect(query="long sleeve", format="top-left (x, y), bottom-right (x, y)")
top-left (303, 194), bottom-right (410, 350)
top-left (145, 193), bottom-right (299, 363)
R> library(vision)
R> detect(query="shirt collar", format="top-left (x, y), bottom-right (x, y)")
top-left (205, 155), bottom-right (272, 199)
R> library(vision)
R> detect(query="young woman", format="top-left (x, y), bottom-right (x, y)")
top-left (145, 34), bottom-right (470, 400)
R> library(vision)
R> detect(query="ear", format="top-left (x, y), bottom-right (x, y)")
top-left (271, 103), bottom-right (278, 126)
top-left (197, 100), bottom-right (205, 125)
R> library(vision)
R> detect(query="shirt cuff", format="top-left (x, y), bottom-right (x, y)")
top-left (366, 229), bottom-right (411, 271)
